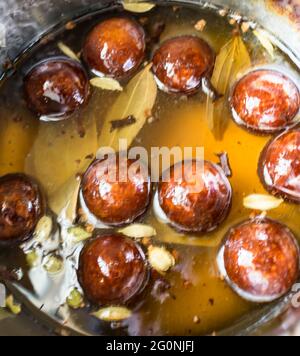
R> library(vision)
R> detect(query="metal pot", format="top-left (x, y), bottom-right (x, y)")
top-left (0, 0), bottom-right (300, 336)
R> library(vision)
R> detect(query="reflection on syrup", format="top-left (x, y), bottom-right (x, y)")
top-left (0, 4), bottom-right (299, 336)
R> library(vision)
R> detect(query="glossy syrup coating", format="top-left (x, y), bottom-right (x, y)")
top-left (259, 129), bottom-right (300, 203)
top-left (78, 234), bottom-right (149, 306)
top-left (231, 70), bottom-right (300, 134)
top-left (222, 218), bottom-right (299, 302)
top-left (83, 18), bottom-right (146, 78)
top-left (158, 160), bottom-right (232, 233)
top-left (24, 58), bottom-right (90, 119)
top-left (81, 156), bottom-right (151, 226)
top-left (152, 36), bottom-right (215, 95)
top-left (0, 174), bottom-right (44, 244)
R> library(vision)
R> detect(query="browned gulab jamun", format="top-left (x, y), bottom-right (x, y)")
top-left (219, 218), bottom-right (299, 303)
top-left (78, 234), bottom-right (149, 306)
top-left (0, 174), bottom-right (44, 245)
top-left (259, 129), bottom-right (300, 203)
top-left (231, 70), bottom-right (300, 133)
top-left (24, 58), bottom-right (90, 119)
top-left (152, 36), bottom-right (215, 95)
top-left (158, 160), bottom-right (232, 233)
top-left (81, 156), bottom-right (151, 226)
top-left (83, 18), bottom-right (146, 78)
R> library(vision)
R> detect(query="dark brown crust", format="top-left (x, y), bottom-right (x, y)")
top-left (158, 160), bottom-right (232, 233)
top-left (223, 218), bottom-right (300, 300)
top-left (83, 17), bottom-right (146, 79)
top-left (81, 157), bottom-right (151, 226)
top-left (230, 70), bottom-right (300, 134)
top-left (24, 58), bottom-right (90, 118)
top-left (152, 36), bottom-right (215, 95)
top-left (0, 174), bottom-right (44, 245)
top-left (78, 234), bottom-right (149, 306)
top-left (258, 129), bottom-right (300, 203)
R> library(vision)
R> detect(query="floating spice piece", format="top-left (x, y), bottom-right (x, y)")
top-left (148, 246), bottom-right (175, 273)
top-left (90, 77), bottom-right (123, 92)
top-left (6, 295), bottom-right (21, 315)
top-left (26, 250), bottom-right (39, 268)
top-left (57, 42), bottom-right (80, 62)
top-left (110, 115), bottom-right (137, 132)
top-left (92, 306), bottom-right (132, 321)
top-left (97, 64), bottom-right (157, 152)
top-left (219, 9), bottom-right (228, 17)
top-left (253, 29), bottom-right (275, 59)
top-left (68, 226), bottom-right (92, 243)
top-left (119, 224), bottom-right (157, 239)
top-left (193, 315), bottom-right (201, 324)
top-left (34, 216), bottom-right (53, 242)
top-left (206, 35), bottom-right (251, 139)
top-left (243, 194), bottom-right (283, 211)
top-left (67, 289), bottom-right (84, 309)
top-left (216, 152), bottom-right (232, 177)
top-left (43, 255), bottom-right (64, 274)
top-left (65, 21), bottom-right (76, 30)
top-left (122, 1), bottom-right (156, 13)
top-left (195, 19), bottom-right (207, 32)
top-left (241, 22), bottom-right (251, 33)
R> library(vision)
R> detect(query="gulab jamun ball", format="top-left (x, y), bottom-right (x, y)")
top-left (219, 218), bottom-right (299, 303)
top-left (158, 160), bottom-right (232, 233)
top-left (83, 18), bottom-right (145, 78)
top-left (259, 129), bottom-right (300, 203)
top-left (152, 36), bottom-right (215, 95)
top-left (24, 58), bottom-right (90, 119)
top-left (78, 234), bottom-right (149, 306)
top-left (231, 70), bottom-right (300, 133)
top-left (81, 156), bottom-right (151, 226)
top-left (0, 174), bottom-right (44, 244)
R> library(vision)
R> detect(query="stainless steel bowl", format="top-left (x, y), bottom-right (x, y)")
top-left (0, 0), bottom-right (300, 336)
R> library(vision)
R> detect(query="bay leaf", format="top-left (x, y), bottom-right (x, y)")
top-left (122, 1), bottom-right (156, 13)
top-left (253, 29), bottom-right (275, 59)
top-left (49, 175), bottom-right (81, 221)
top-left (148, 246), bottom-right (175, 273)
top-left (58, 42), bottom-right (80, 62)
top-left (97, 64), bottom-right (157, 152)
top-left (157, 232), bottom-right (222, 248)
top-left (25, 114), bottom-right (97, 197)
top-left (90, 77), bottom-right (123, 92)
top-left (206, 35), bottom-right (251, 140)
